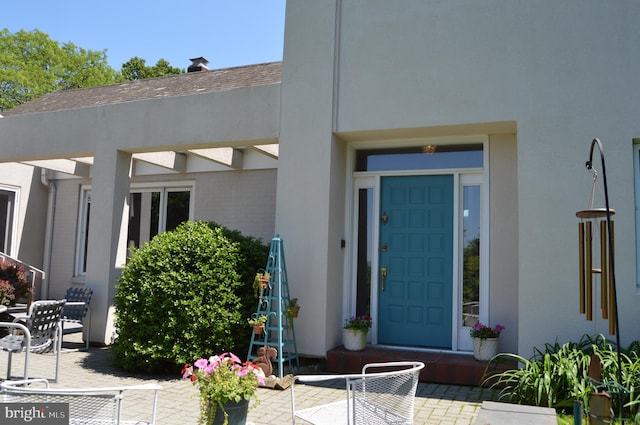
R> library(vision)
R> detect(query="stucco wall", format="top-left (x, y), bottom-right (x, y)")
top-left (0, 163), bottom-right (47, 269)
top-left (489, 133), bottom-right (518, 355)
top-left (0, 84), bottom-right (280, 161)
top-left (281, 0), bottom-right (640, 355)
top-left (45, 169), bottom-right (276, 300)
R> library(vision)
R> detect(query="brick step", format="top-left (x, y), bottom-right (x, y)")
top-left (326, 346), bottom-right (515, 387)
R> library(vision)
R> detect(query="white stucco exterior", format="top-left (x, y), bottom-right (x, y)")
top-left (0, 0), bottom-right (638, 358)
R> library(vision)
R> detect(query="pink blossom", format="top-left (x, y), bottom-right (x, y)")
top-left (194, 358), bottom-right (209, 369)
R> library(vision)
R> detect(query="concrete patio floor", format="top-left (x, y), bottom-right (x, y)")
top-left (0, 332), bottom-right (501, 424)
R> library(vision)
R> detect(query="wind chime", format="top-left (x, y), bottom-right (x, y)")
top-left (576, 138), bottom-right (625, 425)
top-left (576, 139), bottom-right (617, 336)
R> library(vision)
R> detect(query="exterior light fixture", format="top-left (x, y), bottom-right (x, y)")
top-left (422, 145), bottom-right (436, 154)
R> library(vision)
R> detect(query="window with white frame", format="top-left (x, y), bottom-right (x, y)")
top-left (0, 187), bottom-right (18, 255)
top-left (76, 184), bottom-right (192, 275)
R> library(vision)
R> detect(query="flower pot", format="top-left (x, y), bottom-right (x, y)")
top-left (209, 398), bottom-right (249, 425)
top-left (472, 337), bottom-right (499, 361)
top-left (253, 324), bottom-right (265, 335)
top-left (343, 328), bottom-right (367, 351)
top-left (258, 276), bottom-right (269, 288)
top-left (287, 306), bottom-right (299, 318)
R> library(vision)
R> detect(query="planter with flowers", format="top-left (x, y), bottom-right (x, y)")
top-left (0, 259), bottom-right (31, 308)
top-left (343, 315), bottom-right (372, 351)
top-left (182, 352), bottom-right (265, 425)
top-left (0, 260), bottom-right (31, 335)
top-left (470, 322), bottom-right (504, 361)
top-left (247, 314), bottom-right (268, 335)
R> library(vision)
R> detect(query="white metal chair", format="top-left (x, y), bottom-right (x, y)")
top-left (0, 299), bottom-right (66, 382)
top-left (61, 287), bottom-right (93, 350)
top-left (1, 378), bottom-right (162, 425)
top-left (291, 361), bottom-right (425, 425)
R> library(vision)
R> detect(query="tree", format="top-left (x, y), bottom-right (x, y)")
top-left (0, 29), bottom-right (119, 112)
top-left (120, 56), bottom-right (183, 81)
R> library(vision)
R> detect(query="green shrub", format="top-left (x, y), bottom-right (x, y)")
top-left (206, 221), bottom-right (270, 356)
top-left (112, 221), bottom-right (267, 373)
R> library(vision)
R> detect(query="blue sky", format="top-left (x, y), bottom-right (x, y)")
top-left (2, 0), bottom-right (287, 71)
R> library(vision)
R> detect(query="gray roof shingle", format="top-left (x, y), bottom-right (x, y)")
top-left (3, 62), bottom-right (282, 116)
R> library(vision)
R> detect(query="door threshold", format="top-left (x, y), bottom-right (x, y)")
top-left (373, 344), bottom-right (473, 356)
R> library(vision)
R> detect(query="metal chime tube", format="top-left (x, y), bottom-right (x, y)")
top-left (578, 222), bottom-right (585, 314)
top-left (586, 221), bottom-right (593, 321)
top-left (609, 220), bottom-right (615, 335)
top-left (600, 220), bottom-right (608, 319)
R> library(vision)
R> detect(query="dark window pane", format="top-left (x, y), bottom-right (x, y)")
top-left (356, 144), bottom-right (483, 171)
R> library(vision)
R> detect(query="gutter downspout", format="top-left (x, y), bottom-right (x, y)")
top-left (41, 168), bottom-right (56, 299)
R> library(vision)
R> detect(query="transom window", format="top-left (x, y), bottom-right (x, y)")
top-left (355, 143), bottom-right (483, 172)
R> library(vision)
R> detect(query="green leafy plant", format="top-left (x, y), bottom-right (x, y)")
top-left (210, 223), bottom-right (269, 355)
top-left (253, 271), bottom-right (270, 298)
top-left (113, 221), bottom-right (245, 372)
top-left (286, 298), bottom-right (300, 319)
top-left (182, 352), bottom-right (265, 425)
top-left (247, 314), bottom-right (268, 327)
top-left (486, 334), bottom-right (640, 421)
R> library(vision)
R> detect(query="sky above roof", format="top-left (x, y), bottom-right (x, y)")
top-left (3, 0), bottom-right (286, 71)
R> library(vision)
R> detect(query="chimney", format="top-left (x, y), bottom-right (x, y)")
top-left (188, 57), bottom-right (210, 73)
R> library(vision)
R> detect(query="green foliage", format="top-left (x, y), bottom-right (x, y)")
top-left (462, 237), bottom-right (480, 304)
top-left (112, 221), bottom-right (269, 373)
top-left (0, 29), bottom-right (118, 111)
top-left (487, 334), bottom-right (640, 421)
top-left (207, 222), bottom-right (269, 355)
top-left (120, 56), bottom-right (184, 81)
top-left (113, 221), bottom-right (245, 372)
top-left (247, 315), bottom-right (268, 326)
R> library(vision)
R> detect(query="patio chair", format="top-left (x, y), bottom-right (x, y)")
top-left (61, 287), bottom-right (93, 350)
top-left (1, 378), bottom-right (162, 425)
top-left (0, 299), bottom-right (66, 382)
top-left (291, 361), bottom-right (425, 425)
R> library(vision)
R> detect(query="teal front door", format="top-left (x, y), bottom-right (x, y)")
top-left (378, 175), bottom-right (454, 348)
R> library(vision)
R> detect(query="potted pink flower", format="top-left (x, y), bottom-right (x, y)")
top-left (182, 352), bottom-right (265, 425)
top-left (470, 322), bottom-right (504, 361)
top-left (343, 315), bottom-right (372, 351)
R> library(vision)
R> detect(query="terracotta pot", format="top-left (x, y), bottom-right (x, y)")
top-left (258, 276), bottom-right (269, 288)
top-left (253, 324), bottom-right (265, 335)
top-left (287, 306), bottom-right (300, 318)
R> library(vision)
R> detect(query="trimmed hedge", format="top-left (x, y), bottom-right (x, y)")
top-left (112, 221), bottom-right (268, 373)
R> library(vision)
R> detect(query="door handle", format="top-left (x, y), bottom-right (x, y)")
top-left (380, 267), bottom-right (387, 292)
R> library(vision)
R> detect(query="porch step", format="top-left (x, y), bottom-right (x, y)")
top-left (326, 346), bottom-right (515, 387)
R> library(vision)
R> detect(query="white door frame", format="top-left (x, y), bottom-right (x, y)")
top-left (344, 137), bottom-right (490, 352)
